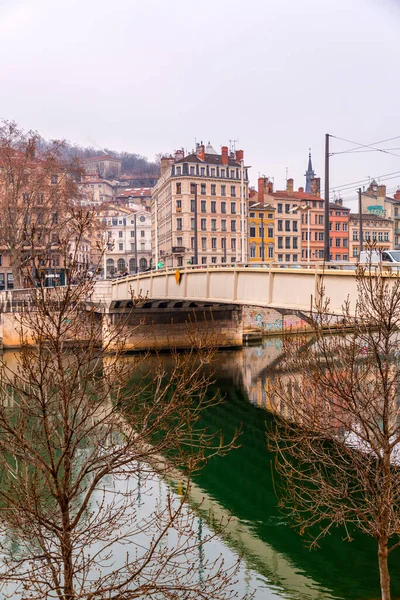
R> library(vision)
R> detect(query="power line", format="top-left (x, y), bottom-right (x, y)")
top-left (330, 169), bottom-right (400, 192)
top-left (330, 134), bottom-right (400, 159)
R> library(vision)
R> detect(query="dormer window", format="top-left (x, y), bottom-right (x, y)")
top-left (190, 166), bottom-right (195, 175)
top-left (176, 166), bottom-right (181, 175)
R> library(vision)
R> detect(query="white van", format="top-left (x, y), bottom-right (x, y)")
top-left (359, 249), bottom-right (400, 264)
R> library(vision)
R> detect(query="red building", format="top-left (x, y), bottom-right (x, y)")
top-left (329, 202), bottom-right (350, 261)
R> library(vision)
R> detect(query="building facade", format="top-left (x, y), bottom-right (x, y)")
top-left (349, 213), bottom-right (392, 261)
top-left (248, 203), bottom-right (275, 262)
top-left (152, 143), bottom-right (249, 268)
top-left (82, 155), bottom-right (123, 179)
top-left (329, 202), bottom-right (350, 261)
top-left (98, 206), bottom-right (152, 276)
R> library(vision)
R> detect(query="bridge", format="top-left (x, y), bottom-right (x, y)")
top-left (96, 263), bottom-right (359, 314)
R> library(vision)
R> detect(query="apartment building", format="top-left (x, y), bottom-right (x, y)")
top-left (80, 174), bottom-right (115, 205)
top-left (152, 143), bottom-right (249, 267)
top-left (349, 213), bottom-right (392, 261)
top-left (248, 202), bottom-right (275, 262)
top-left (329, 202), bottom-right (350, 261)
top-left (359, 182), bottom-right (400, 250)
top-left (98, 206), bottom-right (152, 276)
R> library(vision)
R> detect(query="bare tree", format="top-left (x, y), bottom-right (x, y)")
top-left (0, 129), bottom-right (243, 599)
top-left (268, 266), bottom-right (400, 600)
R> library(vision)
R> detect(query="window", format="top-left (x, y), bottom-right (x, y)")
top-left (221, 201), bottom-right (226, 213)
top-left (285, 237), bottom-right (290, 249)
top-left (343, 223), bottom-right (348, 231)
top-left (285, 220), bottom-right (290, 232)
top-left (211, 184), bottom-right (216, 196)
top-left (190, 199), bottom-right (195, 212)
top-left (278, 220), bottom-right (283, 232)
top-left (211, 237), bottom-right (217, 249)
top-left (177, 218), bottom-right (182, 230)
top-left (118, 243), bottom-right (123, 251)
top-left (259, 226), bottom-right (264, 237)
top-left (319, 215), bottom-right (324, 225)
top-left (277, 204), bottom-right (283, 213)
top-left (293, 254), bottom-right (298, 262)
top-left (191, 237), bottom-right (194, 249)
top-left (268, 227), bottom-right (273, 238)
top-left (221, 185), bottom-right (226, 197)
top-left (176, 182), bottom-right (182, 194)
top-left (221, 219), bottom-right (226, 231)
top-left (292, 238), bottom-right (298, 249)
top-left (211, 256), bottom-right (217, 264)
top-left (231, 220), bottom-right (236, 232)
top-left (201, 183), bottom-right (206, 195)
top-left (52, 212), bottom-right (58, 224)
top-left (200, 167), bottom-right (205, 176)
top-left (268, 246), bottom-right (274, 259)
top-left (343, 238), bottom-right (348, 247)
top-left (211, 218), bottom-right (217, 231)
top-left (285, 204), bottom-right (290, 214)
top-left (319, 232), bottom-right (324, 241)
top-left (201, 200), bottom-right (206, 212)
top-left (335, 254), bottom-right (341, 261)
top-left (210, 168), bottom-right (215, 176)
top-left (141, 230), bottom-right (145, 238)
top-left (51, 175), bottom-right (58, 185)
top-left (336, 238), bottom-right (341, 247)
top-left (329, 222), bottom-right (332, 231)
top-left (211, 200), bottom-right (216, 213)
top-left (190, 166), bottom-right (195, 175)
top-left (249, 226), bottom-right (256, 237)
top-left (220, 169), bottom-right (225, 177)
top-left (177, 236), bottom-right (182, 247)
top-left (230, 186), bottom-right (236, 197)
top-left (231, 202), bottom-right (236, 214)
top-left (293, 221), bottom-right (298, 232)
top-left (285, 254), bottom-right (291, 262)
top-left (353, 231), bottom-right (358, 241)
top-left (201, 237), bottom-right (207, 250)
top-left (312, 201), bottom-right (317, 208)
top-left (201, 218), bottom-right (207, 231)
top-left (278, 237), bottom-right (283, 249)
top-left (250, 245), bottom-right (256, 258)
top-left (335, 222), bottom-right (340, 231)
top-left (190, 183), bottom-right (196, 194)
top-left (176, 167), bottom-right (181, 175)
top-left (336, 211), bottom-right (341, 216)
top-left (315, 231), bottom-right (318, 241)
top-left (176, 199), bottom-right (182, 210)
top-left (201, 257), bottom-right (207, 265)
top-left (384, 232), bottom-right (389, 242)
top-left (249, 212), bottom-right (255, 218)
top-left (118, 231), bottom-right (123, 238)
top-left (353, 247), bottom-right (359, 257)
top-left (231, 238), bottom-right (236, 250)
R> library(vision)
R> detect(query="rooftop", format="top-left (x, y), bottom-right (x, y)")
top-left (116, 187), bottom-right (152, 198)
top-left (82, 154), bottom-right (123, 164)
top-left (175, 152), bottom-right (241, 167)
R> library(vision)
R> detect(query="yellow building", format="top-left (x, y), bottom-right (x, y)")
top-left (248, 202), bottom-right (275, 262)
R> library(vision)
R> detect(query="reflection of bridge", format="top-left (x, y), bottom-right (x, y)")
top-left (101, 265), bottom-right (359, 315)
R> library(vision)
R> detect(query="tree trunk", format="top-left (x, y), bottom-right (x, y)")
top-left (378, 539), bottom-right (391, 600)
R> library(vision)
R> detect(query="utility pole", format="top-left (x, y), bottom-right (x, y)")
top-left (154, 198), bottom-right (159, 269)
top-left (260, 213), bottom-right (265, 261)
top-left (358, 188), bottom-right (363, 254)
top-left (222, 237), bottom-right (227, 263)
top-left (324, 133), bottom-right (330, 262)
top-left (193, 184), bottom-right (199, 265)
top-left (134, 212), bottom-right (138, 273)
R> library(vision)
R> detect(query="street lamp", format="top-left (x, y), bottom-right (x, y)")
top-left (289, 204), bottom-right (312, 266)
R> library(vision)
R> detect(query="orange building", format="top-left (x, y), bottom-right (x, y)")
top-left (329, 202), bottom-right (350, 261)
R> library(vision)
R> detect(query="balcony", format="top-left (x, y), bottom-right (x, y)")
top-left (172, 246), bottom-right (186, 254)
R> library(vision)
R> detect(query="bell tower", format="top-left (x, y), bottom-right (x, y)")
top-left (305, 149), bottom-right (315, 194)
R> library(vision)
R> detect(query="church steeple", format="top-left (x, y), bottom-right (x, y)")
top-left (305, 148), bottom-right (315, 194)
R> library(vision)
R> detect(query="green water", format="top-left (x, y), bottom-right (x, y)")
top-left (190, 340), bottom-right (400, 600)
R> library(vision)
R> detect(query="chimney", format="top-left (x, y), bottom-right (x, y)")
top-left (336, 197), bottom-right (343, 206)
top-left (298, 187), bottom-right (304, 193)
top-left (258, 177), bottom-right (265, 203)
top-left (310, 177), bottom-right (321, 198)
top-left (160, 157), bottom-right (170, 176)
top-left (221, 146), bottom-right (229, 165)
top-left (287, 178), bottom-right (294, 196)
top-left (394, 189), bottom-right (400, 201)
top-left (377, 184), bottom-right (386, 198)
top-left (196, 143), bottom-right (205, 161)
top-left (174, 149), bottom-right (184, 163)
top-left (235, 149), bottom-right (244, 162)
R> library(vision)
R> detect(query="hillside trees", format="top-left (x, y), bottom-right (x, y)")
top-left (268, 267), bottom-right (400, 600)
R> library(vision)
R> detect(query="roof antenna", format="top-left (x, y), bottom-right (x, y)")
top-left (285, 167), bottom-right (288, 182)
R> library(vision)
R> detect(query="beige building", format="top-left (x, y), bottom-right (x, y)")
top-left (97, 206), bottom-right (152, 276)
top-left (152, 143), bottom-right (249, 268)
top-left (349, 213), bottom-right (392, 260)
top-left (82, 155), bottom-right (122, 179)
top-left (80, 174), bottom-right (115, 205)
top-left (360, 181), bottom-right (400, 251)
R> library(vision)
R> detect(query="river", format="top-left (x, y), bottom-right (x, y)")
top-left (1, 339), bottom-right (400, 599)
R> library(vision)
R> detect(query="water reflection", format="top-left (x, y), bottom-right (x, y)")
top-left (2, 343), bottom-right (399, 600)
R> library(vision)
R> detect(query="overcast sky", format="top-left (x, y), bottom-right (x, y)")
top-left (1, 0), bottom-right (400, 208)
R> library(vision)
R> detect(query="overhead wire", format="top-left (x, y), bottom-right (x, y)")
top-left (330, 134), bottom-right (400, 159)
